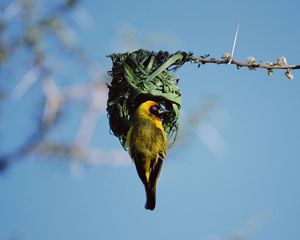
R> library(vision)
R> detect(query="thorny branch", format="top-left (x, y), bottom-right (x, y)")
top-left (188, 21), bottom-right (300, 79)
top-left (188, 55), bottom-right (299, 79)
top-left (189, 55), bottom-right (300, 70)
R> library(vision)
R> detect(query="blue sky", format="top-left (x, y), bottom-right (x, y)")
top-left (1, 0), bottom-right (300, 239)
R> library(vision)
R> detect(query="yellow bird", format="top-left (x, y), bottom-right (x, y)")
top-left (126, 100), bottom-right (168, 210)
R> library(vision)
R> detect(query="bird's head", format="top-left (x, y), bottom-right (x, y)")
top-left (136, 100), bottom-right (169, 120)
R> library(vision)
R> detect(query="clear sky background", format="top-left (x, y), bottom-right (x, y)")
top-left (1, 0), bottom-right (300, 240)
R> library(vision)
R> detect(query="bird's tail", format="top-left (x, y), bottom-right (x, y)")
top-left (145, 186), bottom-right (156, 211)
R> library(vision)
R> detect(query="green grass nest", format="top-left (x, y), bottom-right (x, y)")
top-left (107, 49), bottom-right (191, 149)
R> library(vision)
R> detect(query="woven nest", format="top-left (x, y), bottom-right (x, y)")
top-left (107, 49), bottom-right (190, 149)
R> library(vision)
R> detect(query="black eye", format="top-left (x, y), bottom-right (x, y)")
top-left (150, 105), bottom-right (160, 116)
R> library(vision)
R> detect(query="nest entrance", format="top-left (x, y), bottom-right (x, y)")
top-left (107, 49), bottom-right (190, 148)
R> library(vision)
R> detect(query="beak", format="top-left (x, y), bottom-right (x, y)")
top-left (158, 104), bottom-right (170, 115)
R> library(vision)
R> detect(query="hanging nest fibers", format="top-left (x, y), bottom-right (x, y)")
top-left (107, 49), bottom-right (191, 149)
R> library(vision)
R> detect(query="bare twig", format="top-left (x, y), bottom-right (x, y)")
top-left (189, 55), bottom-right (300, 70)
